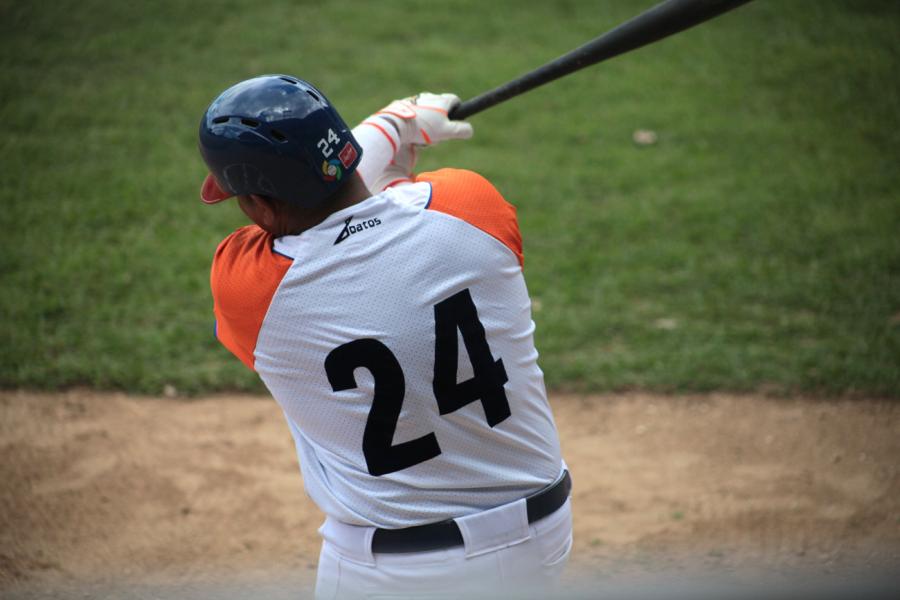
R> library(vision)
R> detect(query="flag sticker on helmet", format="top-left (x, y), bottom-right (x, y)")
top-left (338, 142), bottom-right (358, 168)
top-left (322, 159), bottom-right (342, 182)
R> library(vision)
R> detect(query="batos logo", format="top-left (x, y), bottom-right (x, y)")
top-left (334, 215), bottom-right (383, 245)
top-left (321, 159), bottom-right (342, 182)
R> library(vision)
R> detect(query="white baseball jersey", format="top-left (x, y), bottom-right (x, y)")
top-left (211, 169), bottom-right (562, 528)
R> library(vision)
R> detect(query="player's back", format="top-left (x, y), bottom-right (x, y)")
top-left (211, 169), bottom-right (562, 528)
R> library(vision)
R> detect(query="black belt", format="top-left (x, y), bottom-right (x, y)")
top-left (371, 470), bottom-right (572, 554)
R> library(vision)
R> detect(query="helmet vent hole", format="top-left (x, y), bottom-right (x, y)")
top-left (280, 77), bottom-right (298, 84)
top-left (306, 90), bottom-right (320, 102)
top-left (212, 116), bottom-right (230, 124)
top-left (270, 129), bottom-right (288, 142)
top-left (241, 118), bottom-right (260, 128)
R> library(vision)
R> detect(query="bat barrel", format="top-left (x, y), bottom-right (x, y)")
top-left (450, 0), bottom-right (752, 120)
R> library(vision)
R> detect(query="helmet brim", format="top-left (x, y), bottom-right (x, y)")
top-left (201, 173), bottom-right (233, 204)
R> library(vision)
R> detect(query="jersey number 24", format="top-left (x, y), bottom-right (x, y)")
top-left (325, 288), bottom-right (511, 476)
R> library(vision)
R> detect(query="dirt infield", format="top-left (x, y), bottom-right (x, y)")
top-left (1, 391), bottom-right (898, 596)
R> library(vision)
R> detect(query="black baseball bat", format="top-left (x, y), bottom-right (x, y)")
top-left (449, 0), bottom-right (754, 120)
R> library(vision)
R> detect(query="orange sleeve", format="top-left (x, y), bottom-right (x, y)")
top-left (210, 225), bottom-right (293, 370)
top-left (416, 169), bottom-right (523, 266)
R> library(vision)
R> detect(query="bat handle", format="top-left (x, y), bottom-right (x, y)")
top-left (448, 102), bottom-right (472, 121)
top-left (449, 94), bottom-right (502, 121)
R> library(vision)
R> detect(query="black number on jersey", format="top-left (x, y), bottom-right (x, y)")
top-left (433, 288), bottom-right (510, 426)
top-left (324, 338), bottom-right (441, 477)
top-left (324, 288), bottom-right (512, 476)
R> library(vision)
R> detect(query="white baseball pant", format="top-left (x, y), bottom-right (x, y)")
top-left (313, 497), bottom-right (573, 599)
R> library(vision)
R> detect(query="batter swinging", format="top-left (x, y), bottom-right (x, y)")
top-left (198, 74), bottom-right (572, 598)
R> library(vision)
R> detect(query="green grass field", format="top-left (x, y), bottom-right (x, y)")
top-left (1, 0), bottom-right (898, 396)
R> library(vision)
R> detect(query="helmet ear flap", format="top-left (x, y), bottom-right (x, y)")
top-left (198, 75), bottom-right (363, 208)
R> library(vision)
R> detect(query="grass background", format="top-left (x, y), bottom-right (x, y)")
top-left (1, 0), bottom-right (898, 396)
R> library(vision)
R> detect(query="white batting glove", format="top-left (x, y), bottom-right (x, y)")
top-left (376, 93), bottom-right (473, 146)
top-left (352, 92), bottom-right (473, 192)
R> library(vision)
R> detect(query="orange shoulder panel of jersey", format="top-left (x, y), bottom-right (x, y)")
top-left (210, 225), bottom-right (293, 370)
top-left (416, 168), bottom-right (523, 267)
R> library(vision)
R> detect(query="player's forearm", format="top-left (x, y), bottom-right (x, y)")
top-left (352, 118), bottom-right (412, 192)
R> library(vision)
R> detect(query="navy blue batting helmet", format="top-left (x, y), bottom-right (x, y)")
top-left (198, 75), bottom-right (363, 208)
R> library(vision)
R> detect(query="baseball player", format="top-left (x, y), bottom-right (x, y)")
top-left (198, 75), bottom-right (572, 598)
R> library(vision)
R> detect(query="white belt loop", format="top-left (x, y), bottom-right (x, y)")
top-left (455, 497), bottom-right (531, 558)
top-left (319, 516), bottom-right (377, 566)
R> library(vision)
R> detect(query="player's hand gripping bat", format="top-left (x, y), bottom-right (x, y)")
top-left (448, 0), bottom-right (754, 120)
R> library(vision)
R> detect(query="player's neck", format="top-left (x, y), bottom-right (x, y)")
top-left (276, 174), bottom-right (373, 237)
top-left (327, 173), bottom-right (373, 216)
